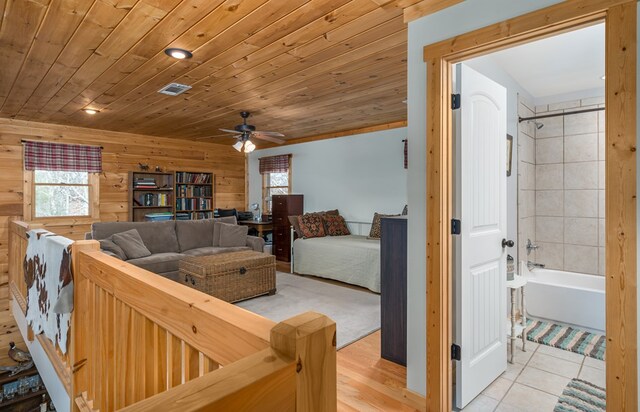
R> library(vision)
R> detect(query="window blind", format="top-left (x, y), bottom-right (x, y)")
top-left (259, 154), bottom-right (290, 174)
top-left (23, 141), bottom-right (102, 172)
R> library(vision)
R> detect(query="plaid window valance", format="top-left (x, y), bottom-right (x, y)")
top-left (259, 154), bottom-right (290, 174)
top-left (24, 141), bottom-right (102, 173)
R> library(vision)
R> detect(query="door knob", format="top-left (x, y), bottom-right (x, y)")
top-left (502, 238), bottom-right (514, 248)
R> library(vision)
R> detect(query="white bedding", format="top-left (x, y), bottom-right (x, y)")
top-left (293, 235), bottom-right (380, 293)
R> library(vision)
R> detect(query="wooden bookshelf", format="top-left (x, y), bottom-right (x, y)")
top-left (174, 171), bottom-right (215, 220)
top-left (128, 171), bottom-right (174, 222)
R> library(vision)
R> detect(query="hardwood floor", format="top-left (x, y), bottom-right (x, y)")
top-left (338, 331), bottom-right (425, 411)
top-left (277, 260), bottom-right (424, 411)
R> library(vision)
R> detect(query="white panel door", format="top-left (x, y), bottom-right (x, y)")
top-left (454, 64), bottom-right (508, 409)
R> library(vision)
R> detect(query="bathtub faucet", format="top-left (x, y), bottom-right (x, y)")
top-left (526, 239), bottom-right (539, 254)
top-left (527, 261), bottom-right (545, 270)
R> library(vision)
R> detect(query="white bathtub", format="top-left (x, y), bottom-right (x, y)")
top-left (524, 268), bottom-right (605, 333)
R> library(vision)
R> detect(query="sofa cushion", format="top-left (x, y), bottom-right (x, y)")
top-left (213, 217), bottom-right (238, 246)
top-left (127, 252), bottom-right (185, 274)
top-left (182, 246), bottom-right (250, 257)
top-left (219, 224), bottom-right (248, 247)
top-left (99, 238), bottom-right (126, 260)
top-left (112, 229), bottom-right (152, 259)
top-left (92, 221), bottom-right (179, 254)
top-left (175, 219), bottom-right (214, 252)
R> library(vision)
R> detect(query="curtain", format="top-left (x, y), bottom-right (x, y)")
top-left (23, 141), bottom-right (102, 172)
top-left (259, 154), bottom-right (290, 174)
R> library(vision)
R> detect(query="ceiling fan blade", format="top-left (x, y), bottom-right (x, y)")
top-left (251, 132), bottom-right (286, 144)
top-left (219, 128), bottom-right (241, 134)
top-left (253, 130), bottom-right (285, 137)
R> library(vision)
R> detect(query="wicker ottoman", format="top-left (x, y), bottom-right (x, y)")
top-left (179, 251), bottom-right (276, 303)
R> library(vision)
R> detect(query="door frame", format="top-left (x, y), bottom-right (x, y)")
top-left (422, 1), bottom-right (637, 411)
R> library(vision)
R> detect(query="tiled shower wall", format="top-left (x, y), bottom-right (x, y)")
top-left (532, 97), bottom-right (605, 276)
top-left (517, 96), bottom-right (536, 265)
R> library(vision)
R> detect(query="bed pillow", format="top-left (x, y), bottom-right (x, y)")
top-left (323, 214), bottom-right (350, 236)
top-left (111, 229), bottom-right (152, 259)
top-left (297, 213), bottom-right (326, 238)
top-left (368, 212), bottom-right (400, 239)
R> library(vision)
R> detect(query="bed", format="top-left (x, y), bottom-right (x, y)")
top-left (291, 227), bottom-right (380, 293)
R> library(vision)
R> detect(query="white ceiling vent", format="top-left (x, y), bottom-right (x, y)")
top-left (158, 82), bottom-right (192, 96)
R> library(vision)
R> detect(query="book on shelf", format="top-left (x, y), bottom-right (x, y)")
top-left (145, 212), bottom-right (174, 222)
top-left (176, 211), bottom-right (213, 220)
top-left (176, 184), bottom-right (212, 197)
top-left (175, 172), bottom-right (212, 184)
top-left (175, 197), bottom-right (212, 211)
top-left (139, 193), bottom-right (171, 207)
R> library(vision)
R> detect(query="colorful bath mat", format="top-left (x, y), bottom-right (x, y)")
top-left (554, 378), bottom-right (606, 412)
top-left (526, 320), bottom-right (605, 360)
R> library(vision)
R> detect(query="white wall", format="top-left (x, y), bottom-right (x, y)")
top-left (406, 0), bottom-right (564, 396)
top-left (247, 128), bottom-right (408, 222)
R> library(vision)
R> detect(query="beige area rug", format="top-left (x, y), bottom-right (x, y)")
top-left (236, 272), bottom-right (380, 349)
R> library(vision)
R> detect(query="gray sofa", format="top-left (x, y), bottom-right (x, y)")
top-left (87, 217), bottom-right (265, 281)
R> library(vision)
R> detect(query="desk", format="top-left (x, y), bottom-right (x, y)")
top-left (238, 220), bottom-right (273, 239)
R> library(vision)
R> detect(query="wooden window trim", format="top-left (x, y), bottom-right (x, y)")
top-left (261, 159), bottom-right (292, 214)
top-left (24, 170), bottom-right (100, 223)
top-left (422, 1), bottom-right (637, 411)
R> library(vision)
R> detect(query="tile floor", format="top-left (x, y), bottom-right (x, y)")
top-left (460, 340), bottom-right (606, 412)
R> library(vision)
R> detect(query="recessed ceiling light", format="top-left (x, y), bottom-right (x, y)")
top-left (83, 108), bottom-right (98, 115)
top-left (164, 48), bottom-right (192, 60)
top-left (600, 75), bottom-right (606, 80)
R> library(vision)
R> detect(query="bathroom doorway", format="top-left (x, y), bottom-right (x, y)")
top-left (422, 1), bottom-right (637, 411)
top-left (452, 23), bottom-right (608, 411)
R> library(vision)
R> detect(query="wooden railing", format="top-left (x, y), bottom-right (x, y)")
top-left (9, 221), bottom-right (337, 411)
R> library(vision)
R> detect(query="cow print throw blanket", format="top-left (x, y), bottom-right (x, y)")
top-left (23, 229), bottom-right (74, 354)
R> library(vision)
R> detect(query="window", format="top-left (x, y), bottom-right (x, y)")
top-left (23, 140), bottom-right (102, 220)
top-left (33, 170), bottom-right (90, 218)
top-left (260, 154), bottom-right (292, 213)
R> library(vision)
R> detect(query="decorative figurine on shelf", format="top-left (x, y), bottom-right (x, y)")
top-left (0, 360), bottom-right (33, 376)
top-left (8, 342), bottom-right (31, 363)
top-left (138, 163), bottom-right (149, 171)
top-left (40, 394), bottom-right (47, 412)
top-left (155, 166), bottom-right (162, 172)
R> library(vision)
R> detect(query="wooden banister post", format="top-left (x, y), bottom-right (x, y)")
top-left (70, 240), bottom-right (100, 412)
top-left (270, 312), bottom-right (337, 412)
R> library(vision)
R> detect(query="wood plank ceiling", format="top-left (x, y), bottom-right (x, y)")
top-left (0, 0), bottom-right (420, 146)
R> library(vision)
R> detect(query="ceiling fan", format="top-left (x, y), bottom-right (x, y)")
top-left (219, 111), bottom-right (285, 153)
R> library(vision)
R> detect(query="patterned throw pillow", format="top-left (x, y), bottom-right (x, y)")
top-left (323, 214), bottom-right (350, 236)
top-left (368, 212), bottom-right (400, 239)
top-left (297, 213), bottom-right (326, 238)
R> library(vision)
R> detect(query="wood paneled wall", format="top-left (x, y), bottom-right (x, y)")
top-left (0, 118), bottom-right (246, 310)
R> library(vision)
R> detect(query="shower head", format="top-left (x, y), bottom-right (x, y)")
top-left (527, 120), bottom-right (544, 130)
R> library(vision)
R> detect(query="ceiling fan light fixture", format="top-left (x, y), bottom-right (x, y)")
top-left (164, 48), bottom-right (192, 60)
top-left (244, 140), bottom-right (255, 153)
top-left (232, 141), bottom-right (244, 152)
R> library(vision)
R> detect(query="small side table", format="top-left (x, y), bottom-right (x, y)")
top-left (506, 275), bottom-right (527, 363)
